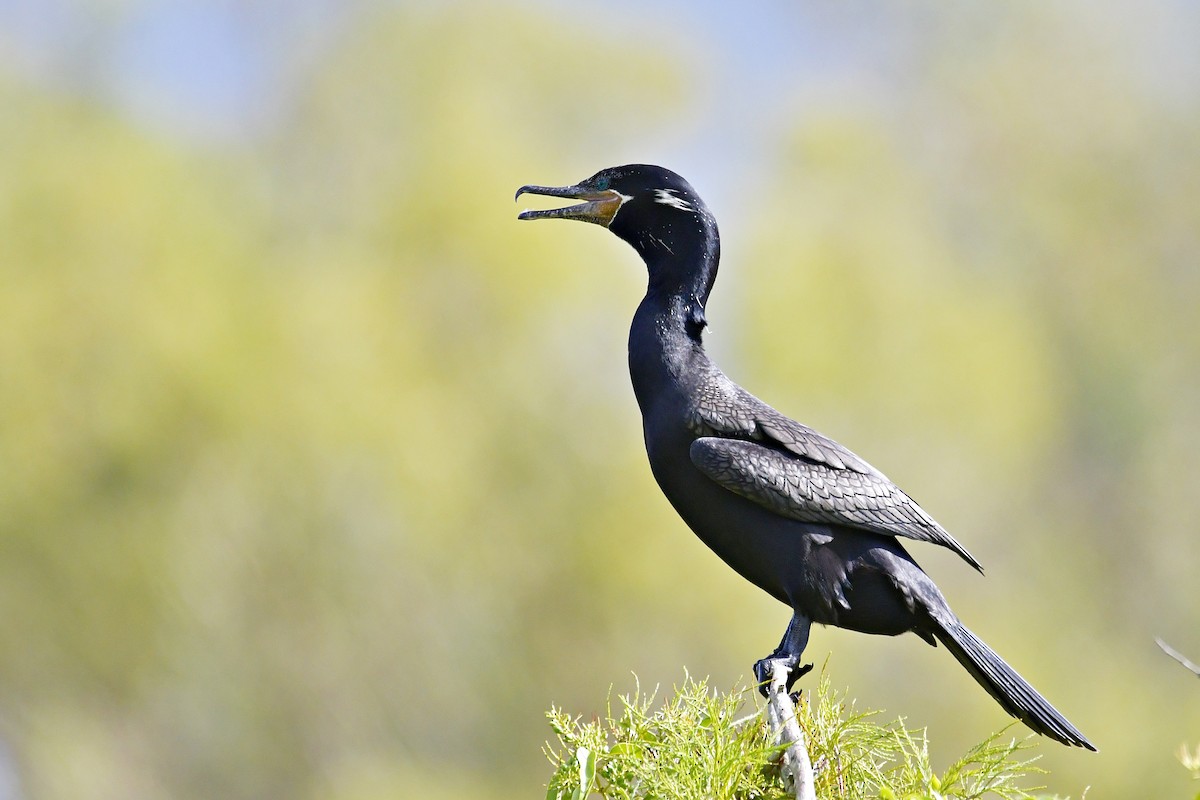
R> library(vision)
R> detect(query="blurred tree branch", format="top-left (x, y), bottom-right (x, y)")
top-left (1156, 638), bottom-right (1200, 678)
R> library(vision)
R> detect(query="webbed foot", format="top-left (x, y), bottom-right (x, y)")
top-left (753, 654), bottom-right (813, 698)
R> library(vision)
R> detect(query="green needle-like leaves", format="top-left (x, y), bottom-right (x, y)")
top-left (544, 669), bottom-right (1064, 800)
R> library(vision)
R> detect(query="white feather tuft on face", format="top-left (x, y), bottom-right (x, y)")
top-left (653, 188), bottom-right (693, 211)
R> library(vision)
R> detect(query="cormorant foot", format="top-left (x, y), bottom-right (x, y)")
top-left (753, 655), bottom-right (813, 698)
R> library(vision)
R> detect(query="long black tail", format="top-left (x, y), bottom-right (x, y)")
top-left (932, 617), bottom-right (1095, 750)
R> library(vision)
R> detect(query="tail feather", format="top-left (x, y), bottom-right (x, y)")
top-left (932, 618), bottom-right (1095, 751)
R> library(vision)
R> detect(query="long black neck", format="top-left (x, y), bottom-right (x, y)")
top-left (626, 217), bottom-right (721, 413)
top-left (634, 206), bottom-right (720, 312)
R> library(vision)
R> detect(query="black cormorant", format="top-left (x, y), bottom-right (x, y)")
top-left (516, 164), bottom-right (1093, 750)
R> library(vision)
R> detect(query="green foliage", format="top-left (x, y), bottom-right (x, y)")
top-left (545, 675), bottom-right (782, 800)
top-left (544, 672), bottom-right (1054, 800)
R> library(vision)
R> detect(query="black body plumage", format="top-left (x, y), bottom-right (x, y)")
top-left (516, 164), bottom-right (1093, 750)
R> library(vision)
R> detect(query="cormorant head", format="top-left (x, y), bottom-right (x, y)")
top-left (516, 165), bottom-right (718, 271)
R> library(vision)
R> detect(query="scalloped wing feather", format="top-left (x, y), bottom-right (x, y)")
top-left (689, 436), bottom-right (983, 572)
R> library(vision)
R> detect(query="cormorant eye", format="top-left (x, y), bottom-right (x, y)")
top-left (595, 176), bottom-right (611, 191)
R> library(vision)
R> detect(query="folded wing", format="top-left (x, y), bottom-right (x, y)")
top-left (690, 435), bottom-right (983, 572)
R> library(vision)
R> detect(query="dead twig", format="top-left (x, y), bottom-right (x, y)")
top-left (764, 660), bottom-right (817, 800)
top-left (1156, 637), bottom-right (1200, 678)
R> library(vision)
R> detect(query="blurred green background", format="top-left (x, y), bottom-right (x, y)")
top-left (2, 1), bottom-right (1198, 797)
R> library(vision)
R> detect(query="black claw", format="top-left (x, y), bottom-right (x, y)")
top-left (787, 662), bottom-right (814, 691)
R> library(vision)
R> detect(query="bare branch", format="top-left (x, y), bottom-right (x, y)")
top-left (764, 660), bottom-right (817, 800)
top-left (1156, 637), bottom-right (1200, 678)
